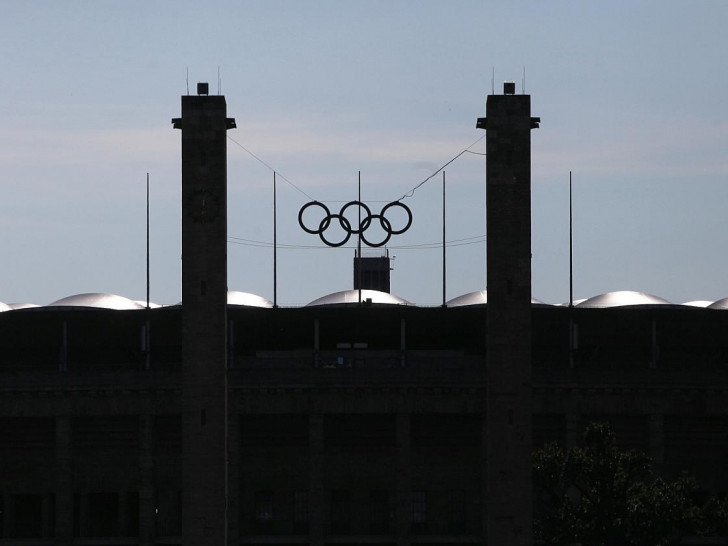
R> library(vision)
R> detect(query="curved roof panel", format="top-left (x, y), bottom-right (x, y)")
top-left (682, 300), bottom-right (713, 308)
top-left (577, 290), bottom-right (672, 308)
top-left (554, 298), bottom-right (588, 307)
top-left (47, 293), bottom-right (145, 310)
top-left (0, 301), bottom-right (12, 312)
top-left (707, 298), bottom-right (728, 310)
top-left (133, 300), bottom-right (162, 309)
top-left (306, 289), bottom-right (412, 307)
top-left (8, 303), bottom-right (41, 310)
top-left (445, 290), bottom-right (546, 307)
top-left (227, 291), bottom-right (274, 308)
top-left (174, 291), bottom-right (275, 307)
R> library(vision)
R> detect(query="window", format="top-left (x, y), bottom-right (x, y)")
top-left (330, 490), bottom-right (351, 534)
top-left (124, 492), bottom-right (139, 537)
top-left (87, 492), bottom-right (119, 537)
top-left (254, 490), bottom-right (273, 533)
top-left (73, 492), bottom-right (120, 538)
top-left (155, 490), bottom-right (181, 537)
top-left (11, 494), bottom-right (43, 538)
top-left (325, 415), bottom-right (395, 447)
top-left (293, 491), bottom-right (309, 533)
top-left (410, 491), bottom-right (427, 532)
top-left (369, 490), bottom-right (391, 533)
top-left (448, 489), bottom-right (466, 533)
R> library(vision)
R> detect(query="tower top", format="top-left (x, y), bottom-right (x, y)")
top-left (171, 88), bottom-right (236, 131)
top-left (475, 85), bottom-right (540, 131)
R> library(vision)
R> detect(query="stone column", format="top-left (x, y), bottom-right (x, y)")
top-left (139, 415), bottom-right (155, 546)
top-left (3, 493), bottom-right (14, 538)
top-left (480, 412), bottom-right (488, 544)
top-left (42, 493), bottom-right (53, 537)
top-left (78, 493), bottom-right (89, 537)
top-left (565, 413), bottom-right (580, 448)
top-left (396, 412), bottom-right (411, 546)
top-left (118, 490), bottom-right (128, 538)
top-left (309, 414), bottom-right (325, 546)
top-left (174, 87), bottom-right (234, 546)
top-left (479, 84), bottom-right (538, 546)
top-left (649, 414), bottom-right (665, 474)
top-left (227, 413), bottom-right (240, 546)
top-left (55, 416), bottom-right (73, 545)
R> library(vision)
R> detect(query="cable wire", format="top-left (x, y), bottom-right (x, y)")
top-left (227, 234), bottom-right (485, 250)
top-left (228, 132), bottom-right (486, 205)
top-left (227, 135), bottom-right (316, 201)
top-left (396, 134), bottom-right (486, 201)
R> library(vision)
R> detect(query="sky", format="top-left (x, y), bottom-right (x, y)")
top-left (1, 1), bottom-right (727, 307)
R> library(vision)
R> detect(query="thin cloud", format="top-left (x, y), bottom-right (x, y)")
top-left (239, 113), bottom-right (483, 165)
top-left (0, 126), bottom-right (176, 167)
top-left (535, 114), bottom-right (728, 180)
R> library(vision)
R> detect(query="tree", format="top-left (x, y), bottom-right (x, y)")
top-left (700, 494), bottom-right (728, 537)
top-left (533, 422), bottom-right (701, 546)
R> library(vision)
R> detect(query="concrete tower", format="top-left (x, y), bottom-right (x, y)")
top-left (172, 82), bottom-right (236, 545)
top-left (477, 81), bottom-right (539, 546)
top-left (353, 251), bottom-right (391, 293)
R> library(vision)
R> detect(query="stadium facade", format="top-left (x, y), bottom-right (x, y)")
top-left (1, 85), bottom-right (727, 546)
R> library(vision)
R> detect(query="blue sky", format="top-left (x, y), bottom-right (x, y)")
top-left (1, 1), bottom-right (727, 306)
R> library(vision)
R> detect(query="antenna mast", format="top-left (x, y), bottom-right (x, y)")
top-left (442, 171), bottom-right (446, 307)
top-left (146, 172), bottom-right (150, 309)
top-left (145, 173), bottom-right (151, 371)
top-left (569, 171), bottom-right (573, 307)
top-left (522, 66), bottom-right (526, 94)
top-left (273, 172), bottom-right (278, 308)
top-left (357, 172), bottom-right (362, 304)
top-left (569, 171), bottom-right (575, 368)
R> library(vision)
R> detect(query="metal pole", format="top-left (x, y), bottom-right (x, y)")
top-left (442, 171), bottom-right (446, 307)
top-left (358, 171), bottom-right (362, 304)
top-left (145, 174), bottom-right (152, 370)
top-left (273, 172), bottom-right (278, 308)
top-left (569, 171), bottom-right (574, 369)
top-left (569, 171), bottom-right (573, 308)
top-left (146, 173), bottom-right (150, 310)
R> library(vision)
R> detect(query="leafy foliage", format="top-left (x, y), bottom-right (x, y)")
top-left (533, 422), bottom-right (701, 546)
top-left (700, 495), bottom-right (728, 537)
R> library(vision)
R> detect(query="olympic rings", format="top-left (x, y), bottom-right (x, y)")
top-left (298, 200), bottom-right (413, 248)
top-left (298, 201), bottom-right (331, 234)
top-left (380, 201), bottom-right (412, 234)
top-left (339, 201), bottom-right (371, 234)
top-left (319, 213), bottom-right (351, 247)
top-left (360, 214), bottom-right (391, 247)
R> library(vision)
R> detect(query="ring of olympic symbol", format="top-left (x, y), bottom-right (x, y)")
top-left (298, 200), bottom-right (413, 247)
